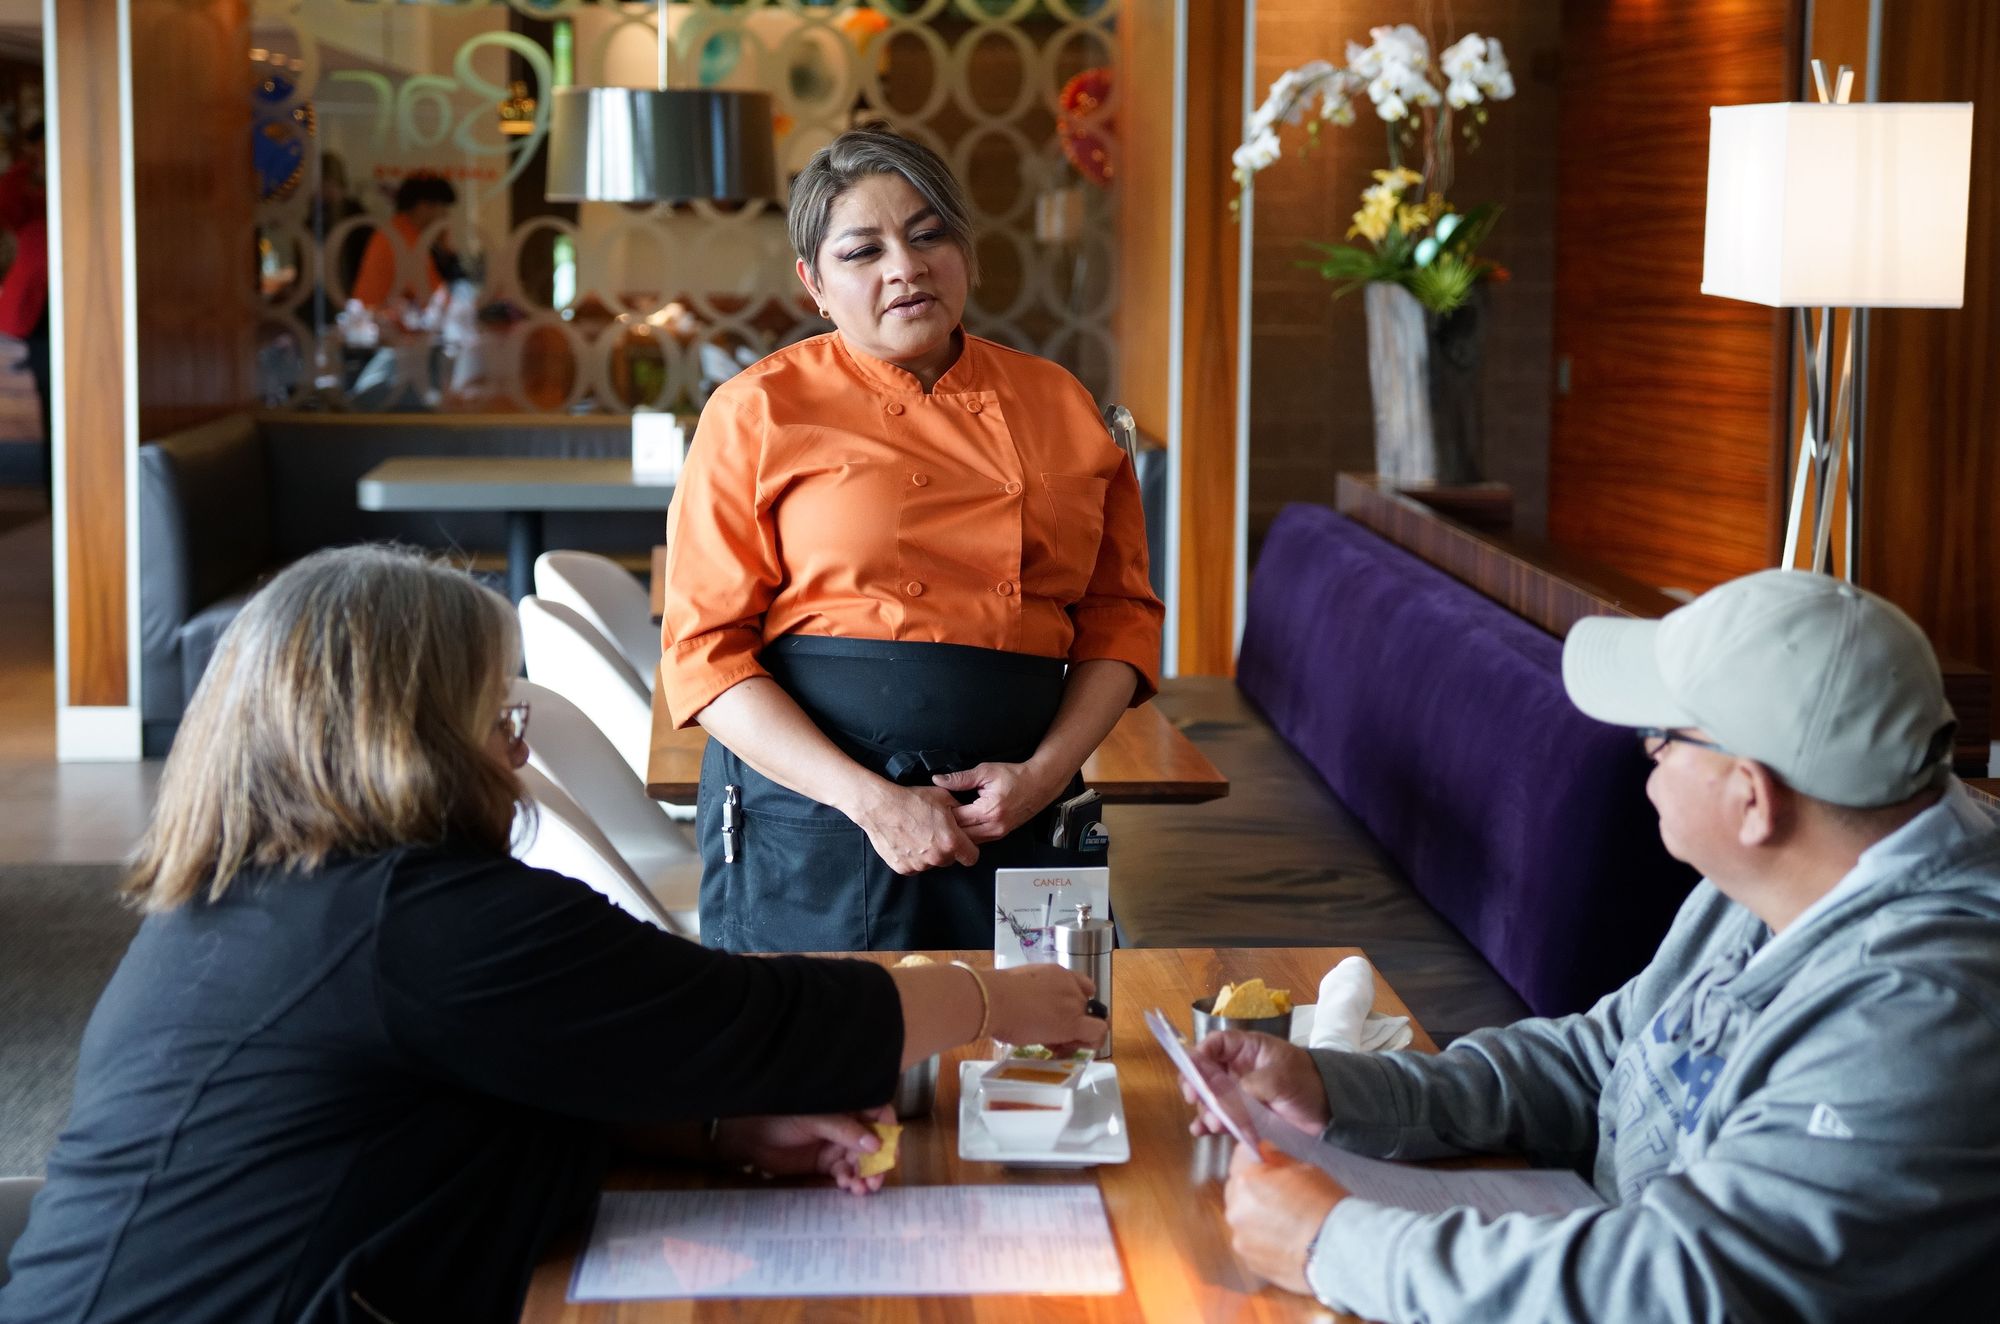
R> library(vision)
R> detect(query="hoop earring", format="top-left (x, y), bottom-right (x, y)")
top-left (817, 307), bottom-right (829, 319)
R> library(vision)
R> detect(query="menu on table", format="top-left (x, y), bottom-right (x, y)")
top-left (569, 1185), bottom-right (1125, 1301)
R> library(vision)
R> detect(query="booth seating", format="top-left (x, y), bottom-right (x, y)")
top-left (137, 412), bottom-right (660, 754)
top-left (1222, 503), bottom-right (1698, 1019)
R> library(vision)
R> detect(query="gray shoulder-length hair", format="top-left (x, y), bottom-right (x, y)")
top-left (788, 125), bottom-right (978, 284)
top-left (125, 545), bottom-right (523, 911)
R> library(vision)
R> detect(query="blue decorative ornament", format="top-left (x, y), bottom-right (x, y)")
top-left (252, 69), bottom-right (315, 203)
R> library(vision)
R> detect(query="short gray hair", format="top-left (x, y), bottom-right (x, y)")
top-left (788, 125), bottom-right (977, 285)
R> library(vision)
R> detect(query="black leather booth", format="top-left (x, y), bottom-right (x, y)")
top-left (139, 412), bottom-right (662, 754)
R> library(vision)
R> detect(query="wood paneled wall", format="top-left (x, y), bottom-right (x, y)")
top-left (1248, 0), bottom-right (1561, 547)
top-left (55, 0), bottom-right (130, 708)
top-left (1546, 1), bottom-right (1796, 592)
top-left (131, 0), bottom-right (254, 440)
top-left (1862, 0), bottom-right (2000, 698)
top-left (1115, 0), bottom-right (1243, 676)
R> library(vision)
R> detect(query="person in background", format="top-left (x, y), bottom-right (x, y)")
top-left (0, 546), bottom-right (1102, 1323)
top-left (348, 171), bottom-right (455, 311)
top-left (0, 121), bottom-right (48, 498)
top-left (659, 125), bottom-right (1162, 953)
top-left (1187, 570), bottom-right (2000, 1322)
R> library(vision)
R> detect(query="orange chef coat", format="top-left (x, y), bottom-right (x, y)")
top-left (660, 331), bottom-right (1163, 728)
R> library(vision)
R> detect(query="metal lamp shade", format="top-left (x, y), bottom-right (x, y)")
top-left (545, 87), bottom-right (777, 204)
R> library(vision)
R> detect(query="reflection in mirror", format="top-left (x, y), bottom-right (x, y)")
top-left (258, 0), bottom-right (1123, 413)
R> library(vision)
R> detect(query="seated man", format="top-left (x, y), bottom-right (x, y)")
top-left (1194, 569), bottom-right (2000, 1322)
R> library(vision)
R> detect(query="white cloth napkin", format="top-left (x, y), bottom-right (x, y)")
top-left (1287, 956), bottom-right (1414, 1053)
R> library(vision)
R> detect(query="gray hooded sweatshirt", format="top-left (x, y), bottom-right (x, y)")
top-left (1304, 781), bottom-right (2000, 1323)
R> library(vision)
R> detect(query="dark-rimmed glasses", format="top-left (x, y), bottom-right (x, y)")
top-left (497, 702), bottom-right (531, 744)
top-left (1637, 727), bottom-right (1727, 761)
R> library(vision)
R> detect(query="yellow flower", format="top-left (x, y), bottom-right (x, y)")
top-left (1370, 166), bottom-right (1423, 191)
top-left (1349, 190), bottom-right (1397, 241)
top-left (1396, 203), bottom-right (1432, 233)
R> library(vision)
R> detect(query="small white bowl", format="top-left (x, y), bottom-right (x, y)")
top-left (977, 1083), bottom-right (1076, 1148)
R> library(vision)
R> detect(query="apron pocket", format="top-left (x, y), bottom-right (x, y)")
top-left (701, 744), bottom-right (872, 953)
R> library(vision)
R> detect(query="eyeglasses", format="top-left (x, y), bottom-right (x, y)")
top-left (497, 702), bottom-right (531, 744)
top-left (1637, 727), bottom-right (1727, 761)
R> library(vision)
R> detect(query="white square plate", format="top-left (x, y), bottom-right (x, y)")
top-left (957, 1060), bottom-right (1131, 1167)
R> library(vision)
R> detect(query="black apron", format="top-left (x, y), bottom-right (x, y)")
top-left (695, 637), bottom-right (1092, 952)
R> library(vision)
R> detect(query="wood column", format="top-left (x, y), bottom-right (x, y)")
top-left (51, 0), bottom-right (254, 756)
top-left (1115, 0), bottom-right (1244, 677)
top-left (53, 0), bottom-right (132, 719)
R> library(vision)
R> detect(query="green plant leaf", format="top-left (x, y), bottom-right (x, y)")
top-left (1406, 253), bottom-right (1479, 314)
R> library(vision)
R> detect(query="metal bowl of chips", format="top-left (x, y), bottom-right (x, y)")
top-left (1191, 979), bottom-right (1295, 1041)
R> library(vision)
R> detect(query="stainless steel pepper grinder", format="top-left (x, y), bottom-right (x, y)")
top-left (1054, 902), bottom-right (1115, 1059)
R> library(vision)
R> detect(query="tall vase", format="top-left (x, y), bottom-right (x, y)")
top-left (1362, 281), bottom-right (1485, 486)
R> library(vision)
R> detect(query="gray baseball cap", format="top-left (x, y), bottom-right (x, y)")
top-left (1562, 570), bottom-right (1956, 807)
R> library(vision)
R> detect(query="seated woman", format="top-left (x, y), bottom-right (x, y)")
top-left (0, 547), bottom-right (1100, 1323)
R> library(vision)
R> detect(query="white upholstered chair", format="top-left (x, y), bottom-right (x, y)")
top-left (517, 595), bottom-right (652, 777)
top-left (513, 764), bottom-right (693, 937)
top-left (511, 678), bottom-right (699, 934)
top-left (533, 550), bottom-right (662, 692)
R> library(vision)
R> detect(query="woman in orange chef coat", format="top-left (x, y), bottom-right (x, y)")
top-left (660, 126), bottom-right (1163, 953)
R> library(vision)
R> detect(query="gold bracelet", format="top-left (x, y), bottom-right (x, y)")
top-left (950, 959), bottom-right (992, 1041)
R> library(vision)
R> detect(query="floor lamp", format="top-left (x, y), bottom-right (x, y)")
top-left (1699, 65), bottom-right (1973, 580)
top-left (545, 0), bottom-right (776, 204)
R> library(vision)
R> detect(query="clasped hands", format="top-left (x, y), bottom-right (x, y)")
top-left (851, 760), bottom-right (1065, 875)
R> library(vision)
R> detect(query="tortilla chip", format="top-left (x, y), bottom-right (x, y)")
top-left (856, 1122), bottom-right (901, 1178)
top-left (1213, 978), bottom-right (1291, 1020)
top-left (893, 954), bottom-right (935, 968)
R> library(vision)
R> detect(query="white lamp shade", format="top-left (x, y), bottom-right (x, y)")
top-left (1701, 102), bottom-right (1974, 308)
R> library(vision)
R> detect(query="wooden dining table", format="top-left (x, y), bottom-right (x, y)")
top-left (519, 946), bottom-right (1438, 1323)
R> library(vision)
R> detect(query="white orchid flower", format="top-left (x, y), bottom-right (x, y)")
top-left (1440, 34), bottom-right (1487, 80)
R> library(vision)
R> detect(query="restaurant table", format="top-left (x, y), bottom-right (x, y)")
top-left (647, 689), bottom-right (1228, 806)
top-left (520, 946), bottom-right (1439, 1323)
top-left (356, 457), bottom-right (675, 602)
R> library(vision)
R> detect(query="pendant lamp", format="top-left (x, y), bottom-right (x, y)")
top-left (545, 0), bottom-right (777, 204)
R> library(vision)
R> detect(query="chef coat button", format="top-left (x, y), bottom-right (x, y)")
top-left (1003, 480), bottom-right (1023, 495)
top-left (967, 399), bottom-right (984, 414)
top-left (904, 581), bottom-right (924, 597)
top-left (886, 401), bottom-right (905, 415)
top-left (996, 580), bottom-right (1015, 597)
top-left (911, 472), bottom-right (930, 487)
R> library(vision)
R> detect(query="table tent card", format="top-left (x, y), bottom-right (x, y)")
top-left (994, 866), bottom-right (1109, 968)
